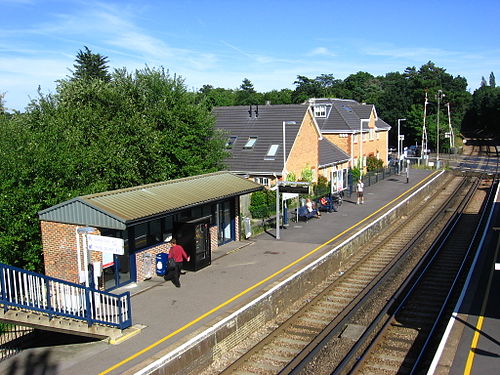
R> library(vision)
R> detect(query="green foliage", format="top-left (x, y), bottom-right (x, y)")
top-left (197, 85), bottom-right (236, 109)
top-left (366, 155), bottom-right (384, 171)
top-left (71, 46), bottom-right (110, 82)
top-left (285, 172), bottom-right (297, 182)
top-left (299, 165), bottom-right (313, 183)
top-left (350, 167), bottom-right (361, 183)
top-left (249, 190), bottom-right (276, 218)
top-left (235, 78), bottom-right (263, 105)
top-left (462, 85), bottom-right (500, 137)
top-left (314, 175), bottom-right (329, 196)
top-left (0, 66), bottom-right (228, 271)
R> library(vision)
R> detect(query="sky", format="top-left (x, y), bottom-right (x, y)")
top-left (1, 0), bottom-right (499, 111)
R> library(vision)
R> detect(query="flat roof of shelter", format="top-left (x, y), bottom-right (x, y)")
top-left (38, 172), bottom-right (263, 230)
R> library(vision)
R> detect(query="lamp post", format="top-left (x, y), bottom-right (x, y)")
top-left (397, 118), bottom-right (406, 174)
top-left (436, 90), bottom-right (445, 167)
top-left (359, 119), bottom-right (370, 176)
top-left (276, 120), bottom-right (297, 241)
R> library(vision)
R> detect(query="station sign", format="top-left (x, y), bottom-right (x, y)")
top-left (87, 234), bottom-right (124, 255)
top-left (278, 182), bottom-right (310, 194)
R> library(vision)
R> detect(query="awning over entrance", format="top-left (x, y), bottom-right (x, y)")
top-left (38, 172), bottom-right (263, 230)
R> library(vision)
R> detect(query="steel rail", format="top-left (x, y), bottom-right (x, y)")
top-left (283, 177), bottom-right (471, 375)
top-left (217, 175), bottom-right (466, 375)
top-left (342, 177), bottom-right (483, 375)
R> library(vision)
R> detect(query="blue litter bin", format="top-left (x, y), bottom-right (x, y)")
top-left (156, 253), bottom-right (167, 276)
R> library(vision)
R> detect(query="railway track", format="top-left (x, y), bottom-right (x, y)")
top-left (340, 177), bottom-right (494, 375)
top-left (206, 174), bottom-right (477, 375)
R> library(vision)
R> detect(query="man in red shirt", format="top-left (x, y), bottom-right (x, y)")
top-left (168, 238), bottom-right (190, 288)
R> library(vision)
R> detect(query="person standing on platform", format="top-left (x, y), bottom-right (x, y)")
top-left (356, 179), bottom-right (365, 204)
top-left (169, 238), bottom-right (190, 288)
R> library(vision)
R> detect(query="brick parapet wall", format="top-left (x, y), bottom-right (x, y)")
top-left (135, 243), bottom-right (172, 282)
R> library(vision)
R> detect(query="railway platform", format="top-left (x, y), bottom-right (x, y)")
top-left (0, 168), bottom-right (446, 375)
top-left (428, 181), bottom-right (499, 375)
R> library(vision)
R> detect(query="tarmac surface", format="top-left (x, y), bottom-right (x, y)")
top-left (0, 168), bottom-right (459, 375)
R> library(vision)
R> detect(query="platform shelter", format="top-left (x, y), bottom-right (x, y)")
top-left (38, 172), bottom-right (262, 291)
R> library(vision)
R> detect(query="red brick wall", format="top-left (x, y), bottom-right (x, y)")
top-left (40, 221), bottom-right (102, 284)
top-left (135, 243), bottom-right (171, 282)
top-left (41, 196), bottom-right (241, 286)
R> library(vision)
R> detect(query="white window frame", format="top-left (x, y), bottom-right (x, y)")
top-left (253, 177), bottom-right (270, 186)
top-left (369, 129), bottom-right (375, 140)
top-left (265, 144), bottom-right (280, 159)
top-left (314, 105), bottom-right (327, 117)
top-left (244, 137), bottom-right (258, 149)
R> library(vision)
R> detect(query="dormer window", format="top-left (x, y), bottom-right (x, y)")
top-left (314, 105), bottom-right (327, 117)
top-left (265, 144), bottom-right (279, 160)
top-left (244, 137), bottom-right (257, 149)
top-left (225, 136), bottom-right (237, 149)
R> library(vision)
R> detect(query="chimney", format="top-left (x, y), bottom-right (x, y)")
top-left (248, 105), bottom-right (252, 117)
top-left (255, 104), bottom-right (259, 117)
top-left (265, 100), bottom-right (271, 105)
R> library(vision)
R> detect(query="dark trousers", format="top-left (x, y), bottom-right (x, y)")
top-left (172, 261), bottom-right (183, 287)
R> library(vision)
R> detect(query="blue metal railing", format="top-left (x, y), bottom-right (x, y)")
top-left (0, 262), bottom-right (131, 330)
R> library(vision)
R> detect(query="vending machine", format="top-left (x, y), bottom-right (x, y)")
top-left (175, 216), bottom-right (211, 271)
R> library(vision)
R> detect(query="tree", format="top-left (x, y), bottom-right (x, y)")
top-left (0, 92), bottom-right (5, 113)
top-left (71, 46), bottom-right (111, 82)
top-left (0, 66), bottom-right (228, 271)
top-left (489, 72), bottom-right (496, 88)
top-left (343, 72), bottom-right (382, 104)
top-left (480, 76), bottom-right (488, 87)
top-left (462, 85), bottom-right (500, 137)
top-left (262, 89), bottom-right (293, 104)
top-left (292, 75), bottom-right (323, 103)
top-left (235, 78), bottom-right (263, 105)
top-left (196, 85), bottom-right (236, 109)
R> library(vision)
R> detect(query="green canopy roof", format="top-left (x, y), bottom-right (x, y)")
top-left (39, 172), bottom-right (262, 230)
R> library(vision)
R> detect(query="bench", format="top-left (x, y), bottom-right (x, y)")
top-left (297, 205), bottom-right (317, 221)
top-left (316, 196), bottom-right (337, 213)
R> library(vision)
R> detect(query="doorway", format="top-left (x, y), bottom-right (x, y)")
top-left (217, 200), bottom-right (234, 245)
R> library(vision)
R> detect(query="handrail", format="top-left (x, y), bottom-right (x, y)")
top-left (0, 262), bottom-right (131, 330)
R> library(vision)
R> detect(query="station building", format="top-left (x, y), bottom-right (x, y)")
top-left (38, 172), bottom-right (262, 291)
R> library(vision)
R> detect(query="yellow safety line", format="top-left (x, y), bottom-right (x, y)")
top-left (463, 231), bottom-right (500, 374)
top-left (100, 171), bottom-right (439, 375)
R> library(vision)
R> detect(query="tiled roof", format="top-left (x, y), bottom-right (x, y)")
top-left (309, 98), bottom-right (392, 133)
top-left (213, 105), bottom-right (309, 174)
top-left (319, 138), bottom-right (351, 167)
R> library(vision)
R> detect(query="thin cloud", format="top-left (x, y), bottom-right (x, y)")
top-left (364, 46), bottom-right (457, 60)
top-left (308, 47), bottom-right (336, 57)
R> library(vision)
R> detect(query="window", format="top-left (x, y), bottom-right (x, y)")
top-left (133, 223), bottom-right (148, 250)
top-left (369, 129), bottom-right (375, 140)
top-left (244, 137), bottom-right (257, 149)
top-left (265, 144), bottom-right (279, 159)
top-left (131, 216), bottom-right (177, 250)
top-left (314, 105), bottom-right (327, 117)
top-left (225, 136), bottom-right (237, 149)
top-left (254, 177), bottom-right (270, 186)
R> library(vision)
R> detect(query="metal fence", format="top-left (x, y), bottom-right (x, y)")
top-left (348, 166), bottom-right (399, 197)
top-left (0, 262), bottom-right (132, 330)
